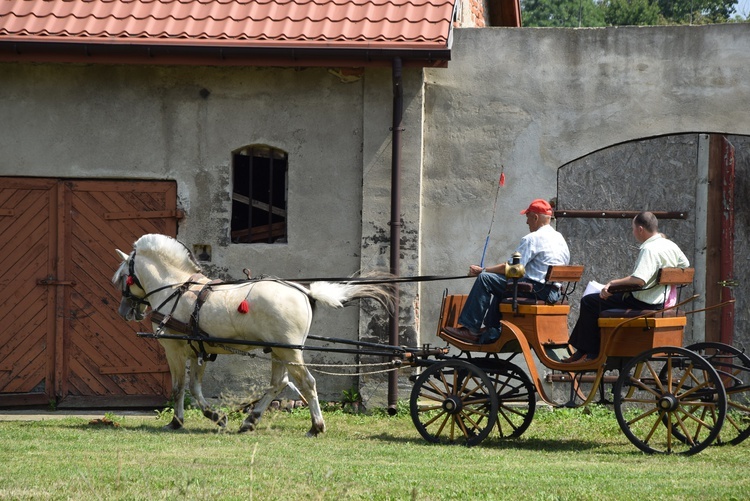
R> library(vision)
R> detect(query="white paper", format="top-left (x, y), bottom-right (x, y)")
top-left (583, 281), bottom-right (604, 296)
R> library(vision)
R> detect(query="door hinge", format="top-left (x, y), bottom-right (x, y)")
top-left (37, 277), bottom-right (76, 286)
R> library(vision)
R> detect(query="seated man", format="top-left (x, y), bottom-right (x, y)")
top-left (564, 211), bottom-right (689, 363)
top-left (444, 198), bottom-right (570, 344)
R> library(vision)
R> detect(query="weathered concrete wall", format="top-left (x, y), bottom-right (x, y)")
top-left (556, 135), bottom-right (699, 341)
top-left (420, 25), bottom-right (750, 354)
top-left (0, 62), bottom-right (412, 401)
top-left (2, 23), bottom-right (750, 408)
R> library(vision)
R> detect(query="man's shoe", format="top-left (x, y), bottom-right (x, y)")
top-left (442, 326), bottom-right (481, 343)
top-left (561, 351), bottom-right (586, 363)
top-left (479, 327), bottom-right (501, 344)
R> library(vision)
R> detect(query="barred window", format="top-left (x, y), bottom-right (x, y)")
top-left (231, 146), bottom-right (288, 244)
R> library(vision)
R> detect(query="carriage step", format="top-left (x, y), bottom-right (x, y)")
top-left (542, 342), bottom-right (569, 348)
top-left (545, 373), bottom-right (619, 384)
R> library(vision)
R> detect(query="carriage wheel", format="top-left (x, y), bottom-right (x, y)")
top-left (484, 362), bottom-right (536, 439)
top-left (614, 346), bottom-right (727, 455)
top-left (410, 360), bottom-right (498, 446)
top-left (682, 342), bottom-right (750, 445)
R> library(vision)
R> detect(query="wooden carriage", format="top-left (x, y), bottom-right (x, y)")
top-left (408, 265), bottom-right (749, 455)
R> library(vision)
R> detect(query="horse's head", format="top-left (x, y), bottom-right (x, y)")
top-left (113, 248), bottom-right (149, 322)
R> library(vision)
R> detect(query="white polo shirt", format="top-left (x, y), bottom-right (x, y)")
top-left (631, 234), bottom-right (690, 305)
top-left (515, 224), bottom-right (570, 284)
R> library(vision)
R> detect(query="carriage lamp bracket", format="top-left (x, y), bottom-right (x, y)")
top-left (718, 279), bottom-right (738, 288)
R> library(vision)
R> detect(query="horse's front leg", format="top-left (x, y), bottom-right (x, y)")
top-left (161, 341), bottom-right (187, 430)
top-left (239, 355), bottom-right (289, 433)
top-left (189, 357), bottom-right (227, 429)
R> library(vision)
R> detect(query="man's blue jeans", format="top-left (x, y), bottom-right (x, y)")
top-left (458, 272), bottom-right (560, 332)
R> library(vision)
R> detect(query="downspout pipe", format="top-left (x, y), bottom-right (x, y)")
top-left (387, 57), bottom-right (403, 415)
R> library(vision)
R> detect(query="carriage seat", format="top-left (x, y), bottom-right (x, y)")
top-left (599, 308), bottom-right (681, 318)
top-left (502, 296), bottom-right (552, 306)
top-left (500, 265), bottom-right (585, 306)
top-left (500, 283), bottom-right (549, 305)
top-left (598, 267), bottom-right (694, 320)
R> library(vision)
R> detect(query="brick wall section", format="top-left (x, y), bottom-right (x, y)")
top-left (470, 0), bottom-right (487, 27)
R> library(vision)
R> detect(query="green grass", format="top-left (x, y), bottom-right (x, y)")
top-left (0, 404), bottom-right (748, 500)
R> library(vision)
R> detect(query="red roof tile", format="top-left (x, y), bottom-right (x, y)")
top-left (0, 0), bottom-right (456, 66)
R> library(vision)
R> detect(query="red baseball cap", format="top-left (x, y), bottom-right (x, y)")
top-left (520, 199), bottom-right (553, 216)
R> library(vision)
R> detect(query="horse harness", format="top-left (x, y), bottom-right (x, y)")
top-left (152, 274), bottom-right (232, 365)
top-left (123, 255), bottom-right (228, 365)
top-left (124, 255), bottom-right (311, 365)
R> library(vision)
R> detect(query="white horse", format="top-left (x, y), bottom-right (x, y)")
top-left (112, 233), bottom-right (393, 436)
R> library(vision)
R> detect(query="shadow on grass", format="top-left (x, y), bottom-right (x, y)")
top-left (57, 421), bottom-right (236, 435)
top-left (370, 432), bottom-right (603, 452)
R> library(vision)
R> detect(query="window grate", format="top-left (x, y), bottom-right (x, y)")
top-left (231, 146), bottom-right (288, 244)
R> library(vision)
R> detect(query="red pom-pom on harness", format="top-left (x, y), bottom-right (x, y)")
top-left (237, 300), bottom-right (249, 314)
top-left (126, 276), bottom-right (135, 286)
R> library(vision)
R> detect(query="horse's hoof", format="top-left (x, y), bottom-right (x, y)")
top-left (203, 409), bottom-right (227, 428)
top-left (306, 425), bottom-right (325, 437)
top-left (238, 422), bottom-right (255, 433)
top-left (163, 417), bottom-right (184, 430)
top-left (239, 413), bottom-right (260, 433)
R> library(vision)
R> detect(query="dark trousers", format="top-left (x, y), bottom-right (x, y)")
top-left (568, 292), bottom-right (662, 355)
top-left (458, 273), bottom-right (560, 332)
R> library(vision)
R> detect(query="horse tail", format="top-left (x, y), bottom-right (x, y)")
top-left (307, 278), bottom-right (395, 314)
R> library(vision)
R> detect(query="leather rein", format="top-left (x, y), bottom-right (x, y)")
top-left (121, 253), bottom-right (471, 364)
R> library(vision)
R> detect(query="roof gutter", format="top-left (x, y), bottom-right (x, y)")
top-left (0, 40), bottom-right (450, 68)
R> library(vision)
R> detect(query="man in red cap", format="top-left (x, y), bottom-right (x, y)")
top-left (444, 198), bottom-right (570, 344)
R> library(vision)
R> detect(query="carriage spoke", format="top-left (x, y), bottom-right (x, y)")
top-left (625, 375), bottom-right (662, 399)
top-left (625, 405), bottom-right (659, 427)
top-left (643, 409), bottom-right (667, 445)
top-left (727, 396), bottom-right (750, 414)
top-left (497, 408), bottom-right (521, 435)
top-left (423, 409), bottom-right (448, 427)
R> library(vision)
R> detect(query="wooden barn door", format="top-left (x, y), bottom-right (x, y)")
top-left (0, 178), bottom-right (179, 408)
top-left (0, 179), bottom-right (57, 406)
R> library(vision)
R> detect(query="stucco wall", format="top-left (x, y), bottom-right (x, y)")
top-left (0, 62), bottom-right (416, 401)
top-left (420, 25), bottom-right (750, 354)
top-left (2, 23), bottom-right (750, 408)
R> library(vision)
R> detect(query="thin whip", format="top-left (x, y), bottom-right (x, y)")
top-left (480, 166), bottom-right (505, 268)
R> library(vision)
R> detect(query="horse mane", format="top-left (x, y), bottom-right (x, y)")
top-left (133, 234), bottom-right (202, 274)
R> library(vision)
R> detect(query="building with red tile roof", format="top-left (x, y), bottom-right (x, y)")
top-left (0, 0), bottom-right (468, 67)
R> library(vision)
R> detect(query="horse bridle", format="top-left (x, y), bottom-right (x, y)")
top-left (120, 252), bottom-right (182, 313)
top-left (120, 252), bottom-right (210, 329)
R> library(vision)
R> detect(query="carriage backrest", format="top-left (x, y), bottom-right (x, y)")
top-left (602, 267), bottom-right (695, 319)
top-left (545, 265), bottom-right (585, 304)
top-left (656, 267), bottom-right (694, 286)
top-left (501, 264), bottom-right (584, 307)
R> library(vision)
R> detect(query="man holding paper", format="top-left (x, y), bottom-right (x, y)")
top-left (563, 211), bottom-right (689, 363)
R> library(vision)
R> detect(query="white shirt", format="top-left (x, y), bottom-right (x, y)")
top-left (515, 224), bottom-right (570, 283)
top-left (632, 234), bottom-right (690, 305)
